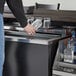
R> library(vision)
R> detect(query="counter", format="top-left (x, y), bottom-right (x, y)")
top-left (3, 30), bottom-right (68, 76)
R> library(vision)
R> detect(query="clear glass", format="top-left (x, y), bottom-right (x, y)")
top-left (31, 18), bottom-right (42, 30)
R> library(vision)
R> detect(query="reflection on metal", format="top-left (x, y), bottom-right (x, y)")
top-left (5, 30), bottom-right (61, 45)
top-left (53, 70), bottom-right (76, 76)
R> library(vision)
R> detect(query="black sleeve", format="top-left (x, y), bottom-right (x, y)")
top-left (6, 0), bottom-right (27, 27)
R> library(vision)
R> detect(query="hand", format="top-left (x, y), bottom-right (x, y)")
top-left (24, 23), bottom-right (36, 35)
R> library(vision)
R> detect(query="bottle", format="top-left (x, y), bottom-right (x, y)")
top-left (43, 17), bottom-right (51, 28)
top-left (71, 30), bottom-right (76, 64)
top-left (31, 19), bottom-right (42, 30)
top-left (64, 38), bottom-right (74, 63)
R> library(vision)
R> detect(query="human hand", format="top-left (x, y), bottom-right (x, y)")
top-left (24, 23), bottom-right (36, 35)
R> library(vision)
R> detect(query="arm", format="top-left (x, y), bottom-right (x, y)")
top-left (6, 0), bottom-right (36, 35)
top-left (6, 0), bottom-right (27, 27)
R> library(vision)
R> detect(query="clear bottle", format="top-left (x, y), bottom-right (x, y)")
top-left (31, 19), bottom-right (42, 30)
top-left (71, 37), bottom-right (76, 64)
top-left (71, 31), bottom-right (76, 64)
top-left (64, 38), bottom-right (74, 63)
top-left (43, 17), bottom-right (51, 28)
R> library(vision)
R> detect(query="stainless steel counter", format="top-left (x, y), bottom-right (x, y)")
top-left (5, 30), bottom-right (61, 45)
top-left (4, 25), bottom-right (70, 76)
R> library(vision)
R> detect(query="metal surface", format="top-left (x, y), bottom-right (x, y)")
top-left (4, 30), bottom-right (60, 76)
top-left (5, 29), bottom-right (61, 45)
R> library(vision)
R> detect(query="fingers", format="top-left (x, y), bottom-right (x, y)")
top-left (28, 28), bottom-right (35, 35)
top-left (24, 23), bottom-right (36, 35)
